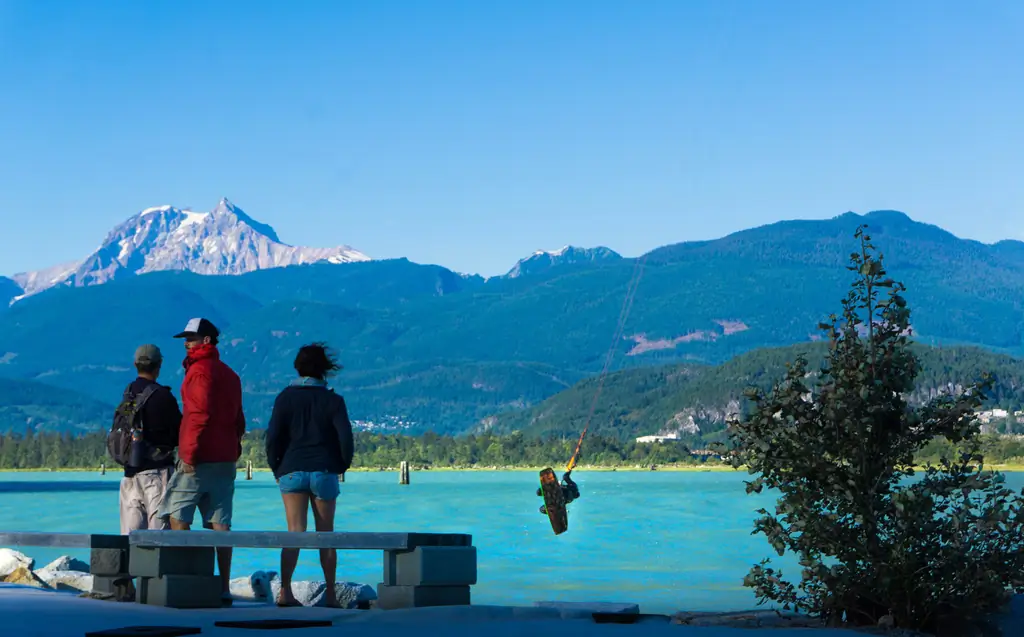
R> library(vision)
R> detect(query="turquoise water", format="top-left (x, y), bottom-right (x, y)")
top-left (3, 470), bottom-right (1020, 614)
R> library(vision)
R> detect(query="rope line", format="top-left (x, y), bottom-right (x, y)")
top-left (565, 253), bottom-right (648, 473)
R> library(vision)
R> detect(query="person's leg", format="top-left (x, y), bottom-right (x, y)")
top-left (139, 467), bottom-right (173, 531)
top-left (310, 472), bottom-right (340, 607)
top-left (119, 476), bottom-right (146, 535)
top-left (276, 472), bottom-right (311, 606)
top-left (161, 461), bottom-right (202, 531)
top-left (199, 462), bottom-right (238, 596)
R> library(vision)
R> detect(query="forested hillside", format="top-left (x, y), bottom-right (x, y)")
top-left (485, 343), bottom-right (1024, 442)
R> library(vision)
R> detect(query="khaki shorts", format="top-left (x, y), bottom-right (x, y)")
top-left (120, 466), bottom-right (173, 534)
top-left (159, 460), bottom-right (237, 528)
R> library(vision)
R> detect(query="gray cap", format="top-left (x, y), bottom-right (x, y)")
top-left (134, 344), bottom-right (163, 365)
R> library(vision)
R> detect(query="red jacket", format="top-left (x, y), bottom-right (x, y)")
top-left (178, 344), bottom-right (245, 466)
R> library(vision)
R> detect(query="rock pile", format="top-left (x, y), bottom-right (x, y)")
top-left (228, 569), bottom-right (376, 608)
top-left (0, 549), bottom-right (92, 592)
top-left (0, 548), bottom-right (377, 608)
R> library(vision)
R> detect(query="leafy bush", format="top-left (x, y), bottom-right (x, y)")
top-left (724, 226), bottom-right (1024, 633)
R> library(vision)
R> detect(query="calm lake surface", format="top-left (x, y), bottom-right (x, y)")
top-left (3, 469), bottom-right (1021, 614)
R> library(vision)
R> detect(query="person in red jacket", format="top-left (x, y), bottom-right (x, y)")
top-left (159, 317), bottom-right (245, 603)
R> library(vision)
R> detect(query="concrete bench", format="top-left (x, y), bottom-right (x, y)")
top-left (128, 530), bottom-right (477, 610)
top-left (0, 532), bottom-right (133, 598)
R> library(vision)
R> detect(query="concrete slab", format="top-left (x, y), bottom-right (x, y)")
top-left (129, 546), bottom-right (215, 578)
top-left (139, 574), bottom-right (222, 609)
top-left (389, 546), bottom-right (477, 586)
top-left (129, 531), bottom-right (472, 550)
top-left (376, 583), bottom-right (470, 610)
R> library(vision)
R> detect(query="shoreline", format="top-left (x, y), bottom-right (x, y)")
top-left (0, 464), bottom-right (740, 474)
top-left (3, 463), bottom-right (1024, 474)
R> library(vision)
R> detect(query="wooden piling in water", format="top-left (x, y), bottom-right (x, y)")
top-left (100, 463), bottom-right (105, 475)
top-left (245, 460), bottom-right (253, 480)
top-left (399, 461), bottom-right (410, 485)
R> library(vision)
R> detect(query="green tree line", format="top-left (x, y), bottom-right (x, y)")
top-left (0, 429), bottom-right (704, 470)
top-left (2, 427), bottom-right (1024, 470)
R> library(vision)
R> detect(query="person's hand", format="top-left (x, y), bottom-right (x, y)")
top-left (180, 462), bottom-right (195, 474)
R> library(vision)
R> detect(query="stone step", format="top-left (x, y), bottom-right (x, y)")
top-left (138, 574), bottom-right (222, 609)
top-left (129, 546), bottom-right (215, 578)
top-left (386, 546), bottom-right (477, 586)
top-left (376, 583), bottom-right (470, 610)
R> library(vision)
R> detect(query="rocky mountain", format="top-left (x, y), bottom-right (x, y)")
top-left (504, 245), bottom-right (621, 278)
top-left (0, 208), bottom-right (1022, 435)
top-left (8, 198), bottom-right (370, 302)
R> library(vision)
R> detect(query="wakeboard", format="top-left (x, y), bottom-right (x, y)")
top-left (538, 467), bottom-right (568, 535)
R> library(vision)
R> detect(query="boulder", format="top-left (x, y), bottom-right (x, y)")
top-left (35, 569), bottom-right (92, 593)
top-left (270, 578), bottom-right (324, 606)
top-left (269, 577), bottom-right (376, 608)
top-left (0, 549), bottom-right (33, 577)
top-left (2, 566), bottom-right (48, 588)
top-left (332, 581), bottom-right (377, 609)
top-left (41, 556), bottom-right (89, 573)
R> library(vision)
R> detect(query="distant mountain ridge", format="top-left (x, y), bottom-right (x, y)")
top-left (8, 198), bottom-right (370, 302)
top-left (504, 245), bottom-right (622, 278)
top-left (1, 208), bottom-right (1023, 435)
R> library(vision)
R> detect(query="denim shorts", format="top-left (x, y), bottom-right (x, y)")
top-left (278, 471), bottom-right (341, 501)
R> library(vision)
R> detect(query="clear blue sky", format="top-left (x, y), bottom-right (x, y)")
top-left (1, 0), bottom-right (1021, 277)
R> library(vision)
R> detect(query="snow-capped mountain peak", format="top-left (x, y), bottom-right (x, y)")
top-left (9, 198), bottom-right (370, 302)
top-left (505, 245), bottom-right (622, 278)
top-left (533, 245), bottom-right (570, 257)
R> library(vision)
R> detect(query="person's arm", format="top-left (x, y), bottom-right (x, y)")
top-left (169, 389), bottom-right (183, 445)
top-left (265, 393), bottom-right (287, 477)
top-left (147, 387), bottom-right (182, 449)
top-left (178, 372), bottom-right (211, 467)
top-left (235, 390), bottom-right (246, 458)
top-left (334, 395), bottom-right (355, 474)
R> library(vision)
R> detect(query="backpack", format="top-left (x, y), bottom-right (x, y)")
top-left (107, 383), bottom-right (159, 467)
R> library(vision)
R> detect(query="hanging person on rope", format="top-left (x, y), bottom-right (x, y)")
top-left (535, 253), bottom-right (648, 535)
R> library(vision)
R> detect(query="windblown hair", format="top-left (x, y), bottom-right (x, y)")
top-left (293, 342), bottom-right (342, 380)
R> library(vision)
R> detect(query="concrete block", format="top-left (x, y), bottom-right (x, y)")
top-left (129, 546), bottom-right (215, 578)
top-left (92, 575), bottom-right (135, 601)
top-left (376, 583), bottom-right (470, 609)
top-left (86, 534), bottom-right (130, 550)
top-left (92, 575), bottom-right (130, 594)
top-left (139, 574), bottom-right (222, 608)
top-left (89, 548), bottom-right (128, 576)
top-left (385, 546), bottom-right (477, 586)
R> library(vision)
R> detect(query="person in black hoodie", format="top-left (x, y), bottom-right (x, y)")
top-left (265, 342), bottom-right (354, 607)
top-left (118, 344), bottom-right (182, 534)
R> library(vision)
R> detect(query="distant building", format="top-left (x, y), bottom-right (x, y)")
top-left (635, 433), bottom-right (681, 443)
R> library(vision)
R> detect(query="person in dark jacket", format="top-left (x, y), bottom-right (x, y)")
top-left (118, 344), bottom-right (182, 534)
top-left (265, 342), bottom-right (354, 608)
